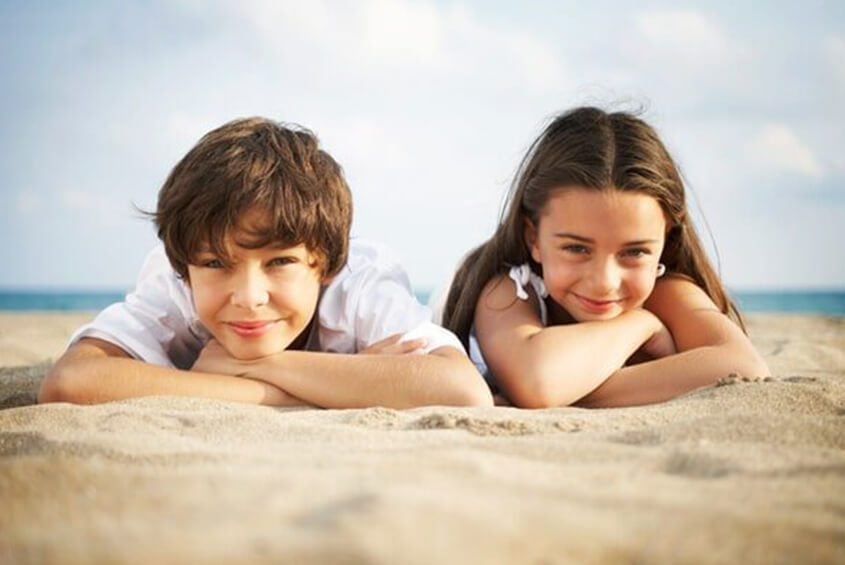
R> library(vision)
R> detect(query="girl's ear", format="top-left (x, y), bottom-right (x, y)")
top-left (524, 218), bottom-right (542, 264)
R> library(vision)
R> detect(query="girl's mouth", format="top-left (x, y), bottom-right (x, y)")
top-left (573, 294), bottom-right (621, 313)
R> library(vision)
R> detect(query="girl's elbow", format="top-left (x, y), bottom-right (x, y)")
top-left (507, 366), bottom-right (573, 409)
top-left (720, 343), bottom-right (770, 380)
top-left (739, 353), bottom-right (770, 379)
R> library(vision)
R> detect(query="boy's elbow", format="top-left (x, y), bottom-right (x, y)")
top-left (38, 365), bottom-right (67, 403)
top-left (458, 381), bottom-right (494, 407)
top-left (439, 356), bottom-right (493, 407)
top-left (39, 361), bottom-right (87, 404)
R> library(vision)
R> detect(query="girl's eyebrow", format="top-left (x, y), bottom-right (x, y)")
top-left (553, 233), bottom-right (660, 245)
top-left (553, 232), bottom-right (593, 243)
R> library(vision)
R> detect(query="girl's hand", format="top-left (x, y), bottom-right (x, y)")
top-left (641, 320), bottom-right (677, 359)
top-left (360, 333), bottom-right (428, 355)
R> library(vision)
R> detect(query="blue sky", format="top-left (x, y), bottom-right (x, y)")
top-left (1, 1), bottom-right (843, 291)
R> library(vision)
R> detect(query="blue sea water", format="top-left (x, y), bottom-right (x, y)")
top-left (0, 291), bottom-right (127, 312)
top-left (0, 289), bottom-right (843, 315)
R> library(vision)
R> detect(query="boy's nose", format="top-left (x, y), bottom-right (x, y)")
top-left (230, 269), bottom-right (270, 310)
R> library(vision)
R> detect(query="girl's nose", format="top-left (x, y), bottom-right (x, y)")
top-left (588, 258), bottom-right (621, 295)
top-left (230, 267), bottom-right (270, 310)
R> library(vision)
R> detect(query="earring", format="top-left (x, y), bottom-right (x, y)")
top-left (656, 263), bottom-right (666, 278)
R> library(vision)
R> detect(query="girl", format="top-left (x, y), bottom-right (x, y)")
top-left (442, 107), bottom-right (769, 408)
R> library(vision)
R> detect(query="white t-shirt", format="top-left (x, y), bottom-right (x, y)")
top-left (71, 239), bottom-right (463, 369)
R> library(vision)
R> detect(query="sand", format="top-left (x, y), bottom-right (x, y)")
top-left (1, 313), bottom-right (843, 564)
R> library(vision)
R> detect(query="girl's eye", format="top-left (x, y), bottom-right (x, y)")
top-left (563, 244), bottom-right (590, 255)
top-left (201, 259), bottom-right (224, 269)
top-left (621, 248), bottom-right (650, 259)
top-left (268, 256), bottom-right (297, 267)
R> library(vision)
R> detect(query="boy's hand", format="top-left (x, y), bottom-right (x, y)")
top-left (191, 339), bottom-right (249, 376)
top-left (191, 339), bottom-right (310, 407)
top-left (360, 333), bottom-right (428, 355)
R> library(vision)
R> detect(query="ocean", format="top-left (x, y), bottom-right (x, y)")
top-left (0, 289), bottom-right (844, 316)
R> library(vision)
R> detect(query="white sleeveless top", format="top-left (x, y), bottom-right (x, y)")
top-left (468, 264), bottom-right (548, 384)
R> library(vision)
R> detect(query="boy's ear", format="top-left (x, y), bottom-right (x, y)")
top-left (524, 218), bottom-right (541, 264)
top-left (308, 252), bottom-right (332, 285)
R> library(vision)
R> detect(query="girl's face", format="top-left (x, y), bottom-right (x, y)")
top-left (525, 187), bottom-right (667, 322)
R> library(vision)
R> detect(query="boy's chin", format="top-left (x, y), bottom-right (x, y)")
top-left (220, 341), bottom-right (290, 361)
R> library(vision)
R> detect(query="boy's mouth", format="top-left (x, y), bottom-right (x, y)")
top-left (225, 320), bottom-right (278, 338)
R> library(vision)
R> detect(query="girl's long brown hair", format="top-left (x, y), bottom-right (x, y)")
top-left (442, 107), bottom-right (744, 350)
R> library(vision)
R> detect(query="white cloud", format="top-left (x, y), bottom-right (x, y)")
top-left (827, 35), bottom-right (845, 90)
top-left (633, 10), bottom-right (729, 64)
top-left (166, 113), bottom-right (222, 153)
top-left (745, 125), bottom-right (824, 179)
top-left (16, 190), bottom-right (44, 213)
top-left (229, 0), bottom-right (564, 92)
top-left (60, 189), bottom-right (126, 226)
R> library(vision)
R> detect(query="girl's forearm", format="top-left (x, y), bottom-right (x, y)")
top-left (515, 310), bottom-right (660, 407)
top-left (575, 342), bottom-right (769, 408)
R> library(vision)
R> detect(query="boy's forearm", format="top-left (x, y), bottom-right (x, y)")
top-left (242, 348), bottom-right (492, 409)
top-left (41, 354), bottom-right (304, 407)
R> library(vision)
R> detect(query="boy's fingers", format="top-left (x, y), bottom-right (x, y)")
top-left (361, 333), bottom-right (404, 354)
top-left (361, 336), bottom-right (428, 355)
top-left (372, 334), bottom-right (403, 348)
top-left (398, 338), bottom-right (428, 353)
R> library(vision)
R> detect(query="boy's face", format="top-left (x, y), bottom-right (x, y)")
top-left (187, 225), bottom-right (324, 361)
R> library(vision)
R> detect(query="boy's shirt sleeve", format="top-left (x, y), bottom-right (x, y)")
top-left (317, 240), bottom-right (465, 354)
top-left (68, 245), bottom-right (207, 369)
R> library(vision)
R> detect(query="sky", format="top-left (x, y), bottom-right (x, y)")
top-left (1, 0), bottom-right (843, 292)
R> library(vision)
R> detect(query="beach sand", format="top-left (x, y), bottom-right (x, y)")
top-left (1, 313), bottom-right (843, 564)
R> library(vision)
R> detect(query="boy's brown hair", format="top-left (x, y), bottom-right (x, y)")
top-left (153, 117), bottom-right (353, 280)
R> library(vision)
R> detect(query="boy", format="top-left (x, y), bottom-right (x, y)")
top-left (40, 118), bottom-right (492, 409)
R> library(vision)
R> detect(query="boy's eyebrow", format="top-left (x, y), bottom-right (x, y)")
top-left (553, 233), bottom-right (660, 245)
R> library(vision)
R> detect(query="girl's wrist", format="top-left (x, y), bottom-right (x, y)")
top-left (624, 309), bottom-right (662, 336)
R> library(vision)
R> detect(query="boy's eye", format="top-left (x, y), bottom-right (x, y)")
top-left (200, 258), bottom-right (224, 269)
top-left (268, 256), bottom-right (297, 267)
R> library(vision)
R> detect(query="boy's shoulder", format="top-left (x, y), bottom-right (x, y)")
top-left (323, 237), bottom-right (413, 302)
top-left (340, 238), bottom-right (406, 277)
